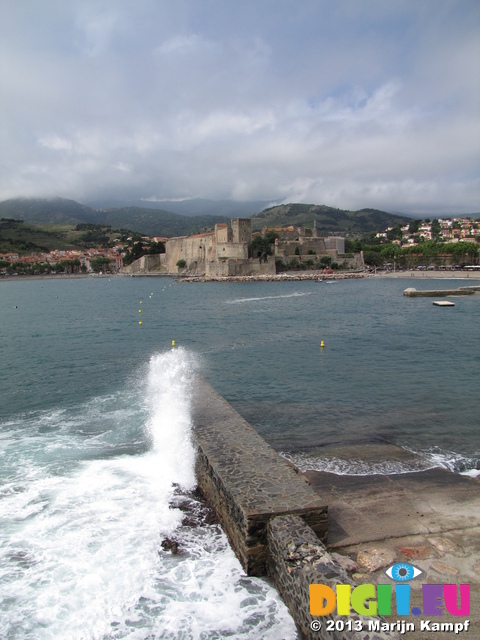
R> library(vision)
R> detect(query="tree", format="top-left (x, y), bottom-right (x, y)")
top-left (91, 257), bottom-right (111, 272)
top-left (387, 226), bottom-right (402, 241)
top-left (431, 219), bottom-right (441, 242)
top-left (249, 235), bottom-right (274, 258)
top-left (148, 241), bottom-right (165, 255)
top-left (408, 219), bottom-right (421, 233)
top-left (363, 251), bottom-right (384, 267)
top-left (123, 241), bottom-right (147, 265)
top-left (176, 259), bottom-right (187, 269)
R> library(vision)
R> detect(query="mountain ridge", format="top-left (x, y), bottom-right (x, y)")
top-left (250, 203), bottom-right (413, 235)
top-left (3, 196), bottom-right (476, 240)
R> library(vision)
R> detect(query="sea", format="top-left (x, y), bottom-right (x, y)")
top-left (1, 274), bottom-right (479, 639)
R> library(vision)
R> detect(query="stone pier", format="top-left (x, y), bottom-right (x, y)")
top-left (192, 375), bottom-right (328, 576)
top-left (191, 377), bottom-right (400, 639)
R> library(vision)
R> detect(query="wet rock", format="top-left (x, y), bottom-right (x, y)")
top-left (181, 516), bottom-right (198, 527)
top-left (161, 538), bottom-right (179, 554)
top-left (356, 548), bottom-right (396, 572)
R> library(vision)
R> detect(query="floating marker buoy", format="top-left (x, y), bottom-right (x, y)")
top-left (139, 321), bottom-right (142, 325)
top-left (321, 341), bottom-right (325, 348)
top-left (172, 340), bottom-right (175, 347)
top-left (140, 301), bottom-right (142, 304)
top-left (139, 309), bottom-right (141, 313)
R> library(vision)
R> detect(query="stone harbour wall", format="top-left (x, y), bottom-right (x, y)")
top-left (267, 515), bottom-right (400, 640)
top-left (192, 376), bottom-right (328, 576)
top-left (192, 377), bottom-right (400, 639)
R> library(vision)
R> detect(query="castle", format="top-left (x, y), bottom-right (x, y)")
top-left (124, 218), bottom-right (352, 276)
top-left (164, 219), bottom-right (271, 277)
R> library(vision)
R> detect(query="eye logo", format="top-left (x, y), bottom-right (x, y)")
top-left (385, 563), bottom-right (423, 582)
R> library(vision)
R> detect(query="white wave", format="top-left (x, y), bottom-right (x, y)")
top-left (284, 446), bottom-right (480, 478)
top-left (282, 452), bottom-right (436, 476)
top-left (0, 348), bottom-right (298, 640)
top-left (144, 348), bottom-right (196, 489)
top-left (405, 446), bottom-right (480, 477)
top-left (225, 291), bottom-right (312, 304)
top-left (462, 469), bottom-right (480, 478)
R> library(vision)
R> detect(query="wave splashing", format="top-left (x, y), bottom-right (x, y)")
top-left (0, 348), bottom-right (297, 639)
top-left (145, 347), bottom-right (197, 490)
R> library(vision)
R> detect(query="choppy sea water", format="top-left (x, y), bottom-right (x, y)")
top-left (1, 275), bottom-right (479, 638)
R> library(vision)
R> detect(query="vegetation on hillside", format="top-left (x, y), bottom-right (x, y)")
top-left (0, 219), bottom-right (127, 255)
top-left (346, 235), bottom-right (479, 268)
top-left (0, 198), bottom-right (230, 238)
top-left (251, 203), bottom-right (412, 235)
top-left (122, 240), bottom-right (165, 266)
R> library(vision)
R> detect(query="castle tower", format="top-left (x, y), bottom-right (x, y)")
top-left (231, 218), bottom-right (252, 244)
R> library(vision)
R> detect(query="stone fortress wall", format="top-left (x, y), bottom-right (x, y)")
top-left (122, 218), bottom-right (355, 276)
top-left (272, 222), bottom-right (346, 259)
top-left (164, 218), bottom-right (276, 277)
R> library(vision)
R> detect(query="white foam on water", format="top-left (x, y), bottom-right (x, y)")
top-left (462, 469), bottom-right (480, 478)
top-left (0, 348), bottom-right (298, 640)
top-left (284, 446), bottom-right (480, 478)
top-left (405, 445), bottom-right (480, 477)
top-left (225, 291), bottom-right (312, 304)
top-left (282, 452), bottom-right (436, 476)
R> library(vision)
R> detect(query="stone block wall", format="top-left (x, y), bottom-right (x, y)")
top-left (165, 234), bottom-right (215, 272)
top-left (121, 254), bottom-right (165, 274)
top-left (192, 377), bottom-right (401, 639)
top-left (267, 515), bottom-right (400, 640)
top-left (231, 218), bottom-right (252, 244)
top-left (192, 376), bottom-right (328, 576)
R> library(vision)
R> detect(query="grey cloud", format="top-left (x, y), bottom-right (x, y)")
top-left (0, 0), bottom-right (479, 214)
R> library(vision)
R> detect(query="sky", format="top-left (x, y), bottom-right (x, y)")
top-left (1, 0), bottom-right (479, 215)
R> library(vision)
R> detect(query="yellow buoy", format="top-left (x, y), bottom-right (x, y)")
top-left (172, 340), bottom-right (176, 347)
top-left (321, 341), bottom-right (325, 348)
top-left (139, 321), bottom-right (142, 325)
top-left (140, 301), bottom-right (142, 304)
top-left (139, 309), bottom-right (141, 313)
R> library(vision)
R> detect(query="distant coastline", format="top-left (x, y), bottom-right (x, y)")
top-left (2, 268), bottom-right (479, 284)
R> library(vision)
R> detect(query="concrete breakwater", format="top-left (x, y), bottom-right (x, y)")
top-left (191, 377), bottom-right (400, 639)
top-left (403, 286), bottom-right (477, 297)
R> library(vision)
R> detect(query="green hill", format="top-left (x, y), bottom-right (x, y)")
top-left (0, 219), bottom-right (128, 255)
top-left (0, 197), bottom-right (96, 225)
top-left (98, 206), bottom-right (230, 237)
top-left (0, 197), bottom-right (418, 242)
top-left (251, 203), bottom-right (412, 235)
top-left (0, 198), bottom-right (230, 237)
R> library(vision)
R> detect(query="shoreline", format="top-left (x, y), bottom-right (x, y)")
top-left (2, 268), bottom-right (479, 284)
top-left (374, 268), bottom-right (480, 279)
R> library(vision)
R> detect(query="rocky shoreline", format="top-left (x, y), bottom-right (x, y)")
top-left (178, 271), bottom-right (368, 283)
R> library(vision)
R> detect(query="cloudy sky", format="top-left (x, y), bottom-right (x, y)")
top-left (1, 0), bottom-right (479, 214)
